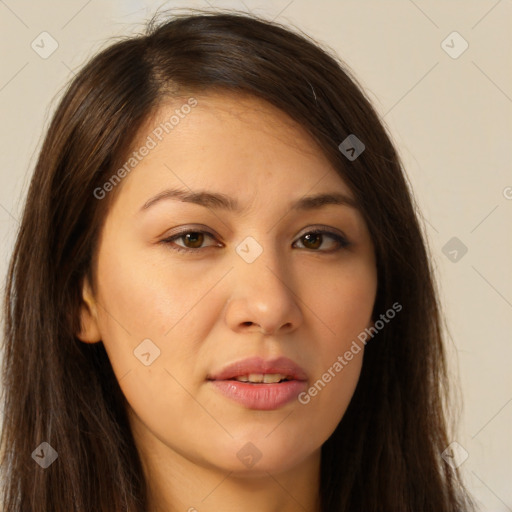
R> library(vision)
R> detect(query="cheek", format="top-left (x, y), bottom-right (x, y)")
top-left (311, 257), bottom-right (377, 345)
top-left (94, 244), bottom-right (225, 394)
top-left (96, 242), bottom-right (215, 340)
top-left (93, 249), bottom-right (215, 442)
top-left (297, 351), bottom-right (363, 449)
top-left (295, 258), bottom-right (376, 434)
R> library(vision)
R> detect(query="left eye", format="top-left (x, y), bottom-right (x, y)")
top-left (293, 230), bottom-right (349, 251)
top-left (161, 231), bottom-right (220, 253)
top-left (161, 228), bottom-right (350, 254)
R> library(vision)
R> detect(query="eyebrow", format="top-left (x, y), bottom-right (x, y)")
top-left (139, 188), bottom-right (359, 213)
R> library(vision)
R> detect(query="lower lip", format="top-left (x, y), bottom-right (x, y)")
top-left (209, 379), bottom-right (307, 410)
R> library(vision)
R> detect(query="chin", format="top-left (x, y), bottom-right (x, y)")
top-left (205, 435), bottom-right (317, 476)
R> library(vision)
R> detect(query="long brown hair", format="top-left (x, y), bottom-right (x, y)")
top-left (1, 9), bottom-right (475, 511)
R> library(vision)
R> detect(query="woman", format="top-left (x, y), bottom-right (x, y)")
top-left (0, 10), bottom-right (476, 512)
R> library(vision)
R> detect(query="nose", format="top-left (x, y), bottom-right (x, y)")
top-left (224, 245), bottom-right (304, 335)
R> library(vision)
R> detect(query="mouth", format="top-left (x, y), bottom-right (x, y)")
top-left (206, 356), bottom-right (308, 410)
top-left (224, 373), bottom-right (295, 384)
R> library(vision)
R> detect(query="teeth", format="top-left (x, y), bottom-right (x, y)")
top-left (234, 373), bottom-right (290, 383)
top-left (263, 373), bottom-right (288, 383)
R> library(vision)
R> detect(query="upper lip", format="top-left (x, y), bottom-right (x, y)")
top-left (207, 356), bottom-right (308, 381)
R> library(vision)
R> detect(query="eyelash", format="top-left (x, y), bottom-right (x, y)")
top-left (160, 226), bottom-right (351, 254)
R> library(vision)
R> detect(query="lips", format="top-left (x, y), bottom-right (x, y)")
top-left (207, 356), bottom-right (308, 382)
top-left (206, 356), bottom-right (308, 410)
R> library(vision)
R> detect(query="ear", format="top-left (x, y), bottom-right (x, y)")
top-left (76, 277), bottom-right (102, 344)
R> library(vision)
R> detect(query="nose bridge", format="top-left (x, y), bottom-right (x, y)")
top-left (226, 234), bottom-right (303, 334)
top-left (238, 236), bottom-right (289, 297)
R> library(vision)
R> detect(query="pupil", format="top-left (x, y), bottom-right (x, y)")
top-left (304, 233), bottom-right (321, 249)
top-left (185, 232), bottom-right (204, 248)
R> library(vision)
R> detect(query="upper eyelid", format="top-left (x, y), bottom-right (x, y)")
top-left (164, 223), bottom-right (347, 238)
top-left (163, 229), bottom-right (218, 243)
top-left (163, 226), bottom-right (349, 248)
top-left (163, 226), bottom-right (346, 240)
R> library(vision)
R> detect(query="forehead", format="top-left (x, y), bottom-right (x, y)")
top-left (143, 91), bottom-right (320, 151)
top-left (110, 92), bottom-right (353, 211)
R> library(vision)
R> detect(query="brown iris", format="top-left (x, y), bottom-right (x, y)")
top-left (301, 233), bottom-right (322, 250)
top-left (182, 232), bottom-right (205, 248)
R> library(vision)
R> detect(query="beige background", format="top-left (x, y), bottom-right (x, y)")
top-left (0, 0), bottom-right (511, 510)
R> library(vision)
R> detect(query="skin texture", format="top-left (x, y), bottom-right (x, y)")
top-left (77, 93), bottom-right (378, 512)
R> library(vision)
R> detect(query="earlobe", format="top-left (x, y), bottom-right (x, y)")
top-left (76, 278), bottom-right (102, 344)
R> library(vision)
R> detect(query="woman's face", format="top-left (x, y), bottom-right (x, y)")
top-left (79, 93), bottom-right (377, 478)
